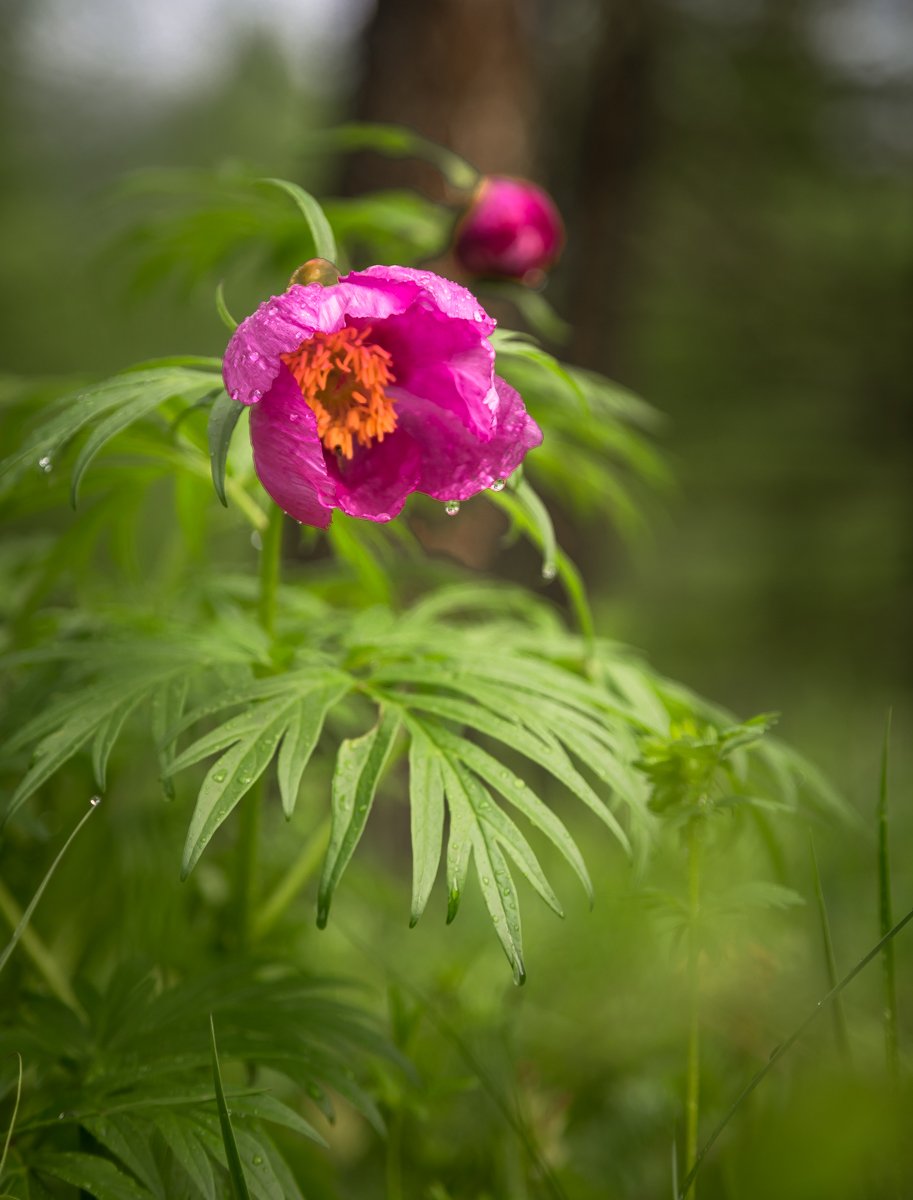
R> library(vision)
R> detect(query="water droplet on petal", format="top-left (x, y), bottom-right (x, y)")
top-left (489, 478), bottom-right (506, 492)
top-left (89, 795), bottom-right (101, 807)
top-left (250, 389), bottom-right (263, 402)
top-left (541, 562), bottom-right (557, 582)
top-left (230, 388), bottom-right (241, 401)
top-left (473, 311), bottom-right (484, 322)
top-left (251, 530), bottom-right (263, 550)
top-left (444, 500), bottom-right (461, 517)
top-left (246, 351), bottom-right (260, 364)
top-left (288, 412), bottom-right (299, 422)
top-left (38, 455), bottom-right (53, 473)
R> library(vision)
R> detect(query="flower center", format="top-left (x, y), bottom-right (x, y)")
top-left (280, 325), bottom-right (397, 460)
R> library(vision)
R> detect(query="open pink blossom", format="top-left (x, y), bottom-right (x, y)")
top-left (454, 177), bottom-right (564, 282)
top-left (223, 265), bottom-right (542, 527)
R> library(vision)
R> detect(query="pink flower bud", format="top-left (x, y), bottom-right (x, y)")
top-left (454, 177), bottom-right (565, 283)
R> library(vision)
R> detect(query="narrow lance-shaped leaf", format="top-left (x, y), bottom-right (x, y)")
top-left (182, 704), bottom-right (296, 879)
top-left (207, 391), bottom-right (244, 507)
top-left (408, 726), bottom-right (445, 925)
top-left (261, 178), bottom-right (338, 263)
top-left (317, 707), bottom-right (401, 928)
top-left (276, 680), bottom-right (352, 818)
top-left (440, 758), bottom-right (526, 984)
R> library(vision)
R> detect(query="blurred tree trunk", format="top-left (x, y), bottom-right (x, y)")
top-left (559, 0), bottom-right (658, 378)
top-left (345, 0), bottom-right (538, 197)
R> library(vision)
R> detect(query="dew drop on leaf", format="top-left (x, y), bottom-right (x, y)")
top-left (541, 562), bottom-right (557, 582)
top-left (89, 795), bottom-right (101, 807)
top-left (252, 1155), bottom-right (264, 1166)
top-left (38, 455), bottom-right (53, 473)
top-left (212, 769), bottom-right (228, 783)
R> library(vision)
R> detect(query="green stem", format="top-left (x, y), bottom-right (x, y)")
top-left (684, 820), bottom-right (702, 1198)
top-left (252, 818), bottom-right (330, 940)
top-left (258, 505), bottom-right (284, 642)
top-left (808, 834), bottom-right (850, 1058)
top-left (877, 709), bottom-right (898, 1079)
top-left (234, 505), bottom-right (285, 948)
top-left (385, 1108), bottom-right (404, 1200)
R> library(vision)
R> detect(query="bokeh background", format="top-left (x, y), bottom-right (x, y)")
top-left (2, 2), bottom-right (913, 1195)
top-left (3, 0), bottom-right (911, 778)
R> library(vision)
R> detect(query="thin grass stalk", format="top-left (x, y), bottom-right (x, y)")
top-left (677, 899), bottom-right (913, 1199)
top-left (877, 708), bottom-right (898, 1079)
top-left (683, 820), bottom-right (702, 1198)
top-left (808, 833), bottom-right (850, 1058)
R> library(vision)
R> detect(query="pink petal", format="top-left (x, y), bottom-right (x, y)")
top-left (248, 366), bottom-right (336, 528)
top-left (396, 377), bottom-right (543, 501)
top-left (330, 429), bottom-right (423, 522)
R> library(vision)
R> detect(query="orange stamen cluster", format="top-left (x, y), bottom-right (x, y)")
top-left (280, 325), bottom-right (396, 460)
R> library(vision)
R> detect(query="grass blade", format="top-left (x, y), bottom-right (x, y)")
top-left (0, 797), bottom-right (100, 978)
top-left (808, 832), bottom-right (850, 1058)
top-left (677, 899), bottom-right (913, 1199)
top-left (0, 1053), bottom-right (22, 1181)
top-left (877, 708), bottom-right (898, 1077)
top-left (209, 1016), bottom-right (252, 1200)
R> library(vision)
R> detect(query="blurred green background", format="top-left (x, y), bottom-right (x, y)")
top-left (2, 1), bottom-right (912, 1195)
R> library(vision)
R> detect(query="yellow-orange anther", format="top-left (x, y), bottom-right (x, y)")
top-left (280, 325), bottom-right (397, 460)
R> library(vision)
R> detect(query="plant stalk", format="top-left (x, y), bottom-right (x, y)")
top-left (684, 819), bottom-right (702, 1198)
top-left (877, 709), bottom-right (898, 1079)
top-left (234, 505), bottom-right (285, 948)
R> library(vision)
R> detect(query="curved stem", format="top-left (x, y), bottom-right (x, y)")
top-left (258, 505), bottom-right (284, 643)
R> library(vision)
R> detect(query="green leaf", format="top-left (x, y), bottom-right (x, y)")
top-left (35, 1151), bottom-right (154, 1198)
top-left (260, 178), bottom-right (337, 263)
top-left (0, 365), bottom-right (221, 495)
top-left (276, 680), bottom-right (351, 818)
top-left (423, 722), bottom-right (592, 904)
top-left (317, 708), bottom-right (401, 927)
top-left (407, 727), bottom-right (445, 925)
top-left (182, 703), bottom-right (295, 878)
top-left (82, 1114), bottom-right (164, 1198)
top-left (209, 1017), bottom-right (252, 1200)
top-left (304, 123), bottom-right (479, 191)
top-left (440, 758), bottom-right (526, 983)
top-left (91, 694), bottom-right (145, 791)
top-left (207, 391), bottom-right (244, 507)
top-left (153, 1110), bottom-right (216, 1200)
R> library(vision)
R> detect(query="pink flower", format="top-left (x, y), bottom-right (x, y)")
top-left (454, 177), bottom-right (565, 282)
top-left (222, 265), bottom-right (542, 527)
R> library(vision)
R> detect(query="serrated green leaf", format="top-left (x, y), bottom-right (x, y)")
top-left (260, 178), bottom-right (337, 263)
top-left (168, 696), bottom-right (295, 777)
top-left (317, 708), bottom-right (401, 927)
top-left (440, 758), bottom-right (525, 983)
top-left (422, 722), bottom-right (592, 904)
top-left (153, 1110), bottom-right (216, 1200)
top-left (82, 1115), bottom-right (164, 1198)
top-left (228, 1093), bottom-right (325, 1145)
top-left (276, 680), bottom-right (351, 817)
top-left (151, 678), bottom-right (189, 800)
top-left (182, 706), bottom-right (294, 878)
top-left (387, 688), bottom-right (630, 853)
top-left (0, 366), bottom-right (220, 494)
top-left (91, 694), bottom-right (145, 791)
top-left (407, 727), bottom-right (445, 925)
top-left (35, 1151), bottom-right (154, 1199)
top-left (207, 391), bottom-right (244, 507)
